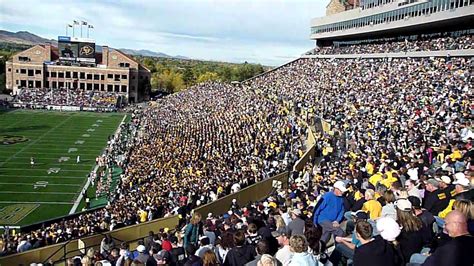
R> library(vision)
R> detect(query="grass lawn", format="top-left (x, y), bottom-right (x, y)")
top-left (0, 109), bottom-right (124, 226)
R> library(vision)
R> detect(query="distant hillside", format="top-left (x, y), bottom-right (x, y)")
top-left (0, 30), bottom-right (188, 59)
top-left (119, 48), bottom-right (189, 59)
top-left (0, 30), bottom-right (53, 45)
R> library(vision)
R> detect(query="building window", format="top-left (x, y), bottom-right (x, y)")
top-left (94, 84), bottom-right (100, 91)
top-left (119, 62), bottom-right (130, 67)
top-left (18, 56), bottom-right (30, 62)
top-left (80, 72), bottom-right (85, 79)
top-left (52, 81), bottom-right (57, 88)
top-left (114, 85), bottom-right (120, 92)
top-left (51, 72), bottom-right (57, 78)
top-left (35, 69), bottom-right (41, 75)
top-left (20, 69), bottom-right (27, 74)
top-left (114, 74), bottom-right (120, 81)
top-left (58, 72), bottom-right (64, 78)
top-left (121, 85), bottom-right (127, 92)
top-left (101, 75), bottom-right (104, 80)
top-left (107, 74), bottom-right (113, 79)
top-left (107, 84), bottom-right (113, 92)
top-left (16, 80), bottom-right (19, 85)
top-left (66, 72), bottom-right (71, 78)
top-left (73, 72), bottom-right (78, 78)
top-left (87, 83), bottom-right (92, 90)
top-left (87, 74), bottom-right (92, 80)
top-left (80, 83), bottom-right (85, 90)
top-left (101, 84), bottom-right (105, 91)
top-left (35, 81), bottom-right (41, 88)
top-left (121, 75), bottom-right (127, 80)
top-left (94, 74), bottom-right (100, 80)
top-left (8, 68), bottom-right (11, 72)
top-left (58, 81), bottom-right (64, 88)
top-left (21, 80), bottom-right (27, 87)
top-left (28, 69), bottom-right (34, 77)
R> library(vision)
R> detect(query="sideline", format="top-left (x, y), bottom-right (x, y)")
top-left (69, 114), bottom-right (127, 214)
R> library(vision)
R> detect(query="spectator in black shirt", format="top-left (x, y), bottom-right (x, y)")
top-left (423, 179), bottom-right (449, 216)
top-left (422, 210), bottom-right (474, 266)
top-left (353, 220), bottom-right (398, 266)
top-left (223, 230), bottom-right (256, 266)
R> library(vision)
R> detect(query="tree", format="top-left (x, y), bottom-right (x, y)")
top-left (197, 72), bottom-right (219, 83)
top-left (182, 67), bottom-right (194, 86)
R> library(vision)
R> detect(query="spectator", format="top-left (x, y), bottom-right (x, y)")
top-left (223, 230), bottom-right (256, 266)
top-left (288, 235), bottom-right (319, 266)
top-left (353, 220), bottom-right (398, 266)
top-left (312, 181), bottom-right (346, 243)
top-left (286, 209), bottom-right (305, 237)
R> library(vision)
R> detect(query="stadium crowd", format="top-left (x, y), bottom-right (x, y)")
top-left (306, 33), bottom-right (473, 55)
top-left (0, 51), bottom-right (472, 266)
top-left (13, 88), bottom-right (120, 109)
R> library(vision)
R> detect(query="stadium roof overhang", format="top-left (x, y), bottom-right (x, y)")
top-left (312, 13), bottom-right (474, 43)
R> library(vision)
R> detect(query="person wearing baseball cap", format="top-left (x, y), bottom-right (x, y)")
top-left (312, 180), bottom-right (347, 243)
top-left (423, 179), bottom-right (450, 216)
top-left (453, 176), bottom-right (473, 201)
top-left (436, 175), bottom-right (456, 199)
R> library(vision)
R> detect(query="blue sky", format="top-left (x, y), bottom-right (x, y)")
top-left (0, 0), bottom-right (327, 66)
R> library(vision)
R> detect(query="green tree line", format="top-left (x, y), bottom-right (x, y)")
top-left (137, 56), bottom-right (268, 93)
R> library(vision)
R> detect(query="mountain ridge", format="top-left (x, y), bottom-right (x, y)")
top-left (0, 30), bottom-right (188, 59)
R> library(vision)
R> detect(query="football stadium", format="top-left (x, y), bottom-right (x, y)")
top-left (0, 0), bottom-right (473, 265)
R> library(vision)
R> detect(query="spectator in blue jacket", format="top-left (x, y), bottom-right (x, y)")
top-left (313, 181), bottom-right (347, 243)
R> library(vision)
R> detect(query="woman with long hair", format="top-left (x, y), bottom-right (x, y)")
top-left (203, 249), bottom-right (220, 266)
top-left (274, 215), bottom-right (286, 232)
top-left (304, 222), bottom-right (328, 265)
top-left (184, 212), bottom-right (202, 249)
top-left (214, 231), bottom-right (234, 264)
top-left (395, 199), bottom-right (424, 264)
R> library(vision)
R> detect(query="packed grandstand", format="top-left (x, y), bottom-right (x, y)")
top-left (0, 1), bottom-right (473, 265)
top-left (0, 30), bottom-right (472, 266)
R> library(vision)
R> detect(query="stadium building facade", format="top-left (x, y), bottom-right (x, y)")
top-left (5, 42), bottom-right (151, 103)
top-left (311, 0), bottom-right (473, 46)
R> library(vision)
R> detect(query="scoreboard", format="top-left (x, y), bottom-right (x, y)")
top-left (58, 36), bottom-right (96, 63)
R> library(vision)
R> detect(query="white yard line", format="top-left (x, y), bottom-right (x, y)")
top-left (69, 114), bottom-right (127, 214)
top-left (0, 191), bottom-right (76, 195)
top-left (0, 182), bottom-right (82, 187)
top-left (0, 175), bottom-right (85, 179)
top-left (0, 201), bottom-right (72, 205)
top-left (1, 168), bottom-right (90, 172)
top-left (0, 114), bottom-right (77, 167)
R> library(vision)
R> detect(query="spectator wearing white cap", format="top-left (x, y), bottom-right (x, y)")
top-left (312, 180), bottom-right (347, 243)
top-left (453, 176), bottom-right (473, 201)
top-left (436, 175), bottom-right (456, 199)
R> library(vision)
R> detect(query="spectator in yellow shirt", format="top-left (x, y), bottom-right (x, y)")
top-left (362, 189), bottom-right (382, 219)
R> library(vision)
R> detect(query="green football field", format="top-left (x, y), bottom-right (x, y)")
top-left (0, 109), bottom-right (125, 226)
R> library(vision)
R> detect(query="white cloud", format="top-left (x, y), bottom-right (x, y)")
top-left (0, 0), bottom-right (327, 65)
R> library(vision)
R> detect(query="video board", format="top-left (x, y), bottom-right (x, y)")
top-left (58, 36), bottom-right (96, 63)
